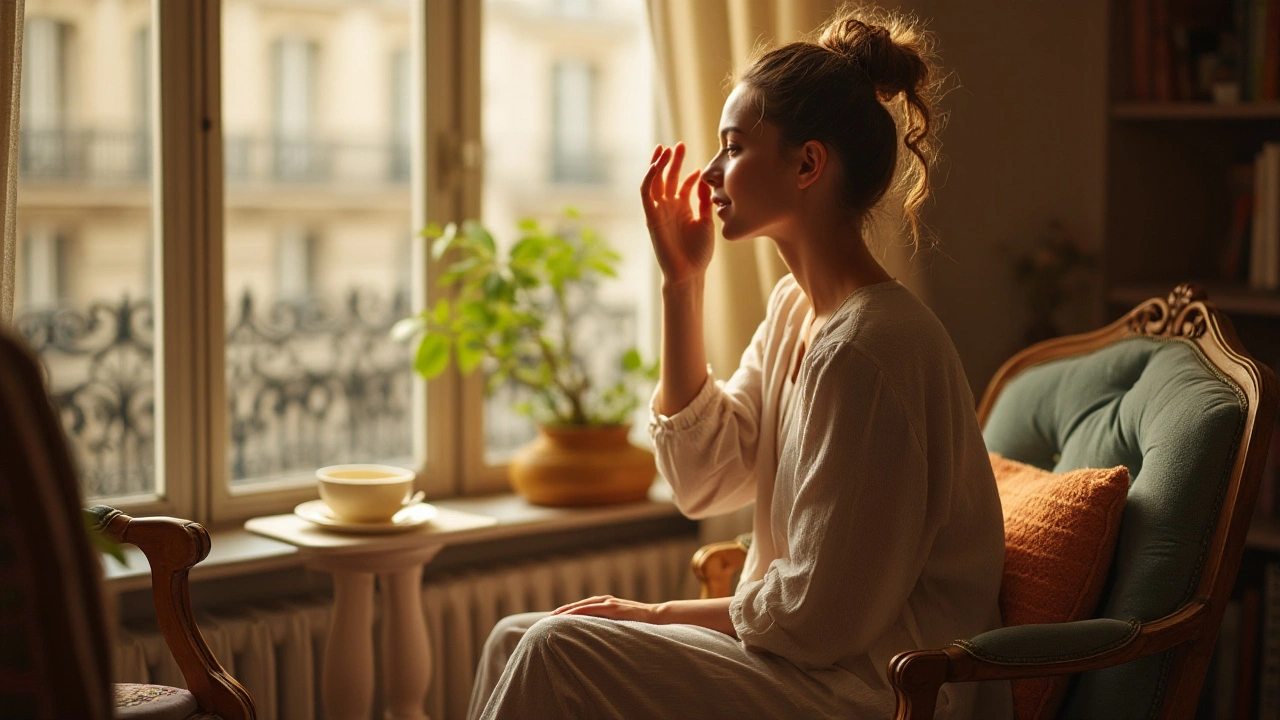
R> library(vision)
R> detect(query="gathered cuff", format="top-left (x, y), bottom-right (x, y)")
top-left (647, 365), bottom-right (718, 435)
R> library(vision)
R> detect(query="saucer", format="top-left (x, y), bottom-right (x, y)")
top-left (294, 499), bottom-right (438, 534)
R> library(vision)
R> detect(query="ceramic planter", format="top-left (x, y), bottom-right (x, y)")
top-left (508, 424), bottom-right (656, 506)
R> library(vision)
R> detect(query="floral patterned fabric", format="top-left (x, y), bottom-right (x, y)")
top-left (113, 682), bottom-right (200, 720)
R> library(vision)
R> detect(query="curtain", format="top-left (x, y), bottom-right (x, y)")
top-left (0, 0), bottom-right (22, 326)
top-left (646, 0), bottom-right (929, 542)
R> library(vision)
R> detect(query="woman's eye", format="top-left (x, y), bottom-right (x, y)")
top-left (725, 145), bottom-right (741, 156)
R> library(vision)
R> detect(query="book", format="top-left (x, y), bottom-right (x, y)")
top-left (1250, 144), bottom-right (1280, 291)
top-left (1264, 0), bottom-right (1280, 100)
top-left (1134, 0), bottom-right (1153, 100)
top-left (1223, 163), bottom-right (1255, 284)
top-left (1153, 0), bottom-right (1174, 101)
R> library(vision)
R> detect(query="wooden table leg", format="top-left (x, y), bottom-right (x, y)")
top-left (381, 563), bottom-right (431, 720)
top-left (324, 570), bottom-right (377, 720)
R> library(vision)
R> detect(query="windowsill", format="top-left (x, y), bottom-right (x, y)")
top-left (103, 479), bottom-right (688, 593)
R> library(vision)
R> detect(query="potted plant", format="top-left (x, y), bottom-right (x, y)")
top-left (392, 212), bottom-right (659, 506)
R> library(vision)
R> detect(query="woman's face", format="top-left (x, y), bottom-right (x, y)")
top-left (702, 84), bottom-right (800, 241)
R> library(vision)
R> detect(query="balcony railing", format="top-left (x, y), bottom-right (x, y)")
top-left (19, 128), bottom-right (150, 182)
top-left (14, 289), bottom-right (639, 499)
top-left (17, 128), bottom-right (411, 186)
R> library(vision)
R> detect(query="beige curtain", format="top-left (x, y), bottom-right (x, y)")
top-left (0, 0), bottom-right (22, 326)
top-left (646, 0), bottom-right (929, 542)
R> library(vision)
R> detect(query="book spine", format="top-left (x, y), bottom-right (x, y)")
top-left (1134, 0), bottom-right (1152, 101)
top-left (1252, 150), bottom-right (1267, 290)
top-left (1240, 0), bottom-right (1254, 101)
top-left (1153, 0), bottom-right (1173, 101)
top-left (1264, 144), bottom-right (1274, 289)
top-left (1257, 0), bottom-right (1271, 101)
top-left (1266, 0), bottom-right (1280, 100)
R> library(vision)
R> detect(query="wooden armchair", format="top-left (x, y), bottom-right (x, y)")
top-left (691, 284), bottom-right (1277, 720)
top-left (0, 328), bottom-right (255, 720)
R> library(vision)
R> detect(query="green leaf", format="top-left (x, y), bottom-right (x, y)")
top-left (431, 222), bottom-right (458, 260)
top-left (457, 337), bottom-right (486, 373)
top-left (420, 221), bottom-right (444, 238)
top-left (413, 333), bottom-right (452, 378)
top-left (563, 206), bottom-right (581, 219)
top-left (621, 348), bottom-right (642, 372)
top-left (431, 298), bottom-right (451, 325)
top-left (463, 220), bottom-right (497, 255)
top-left (482, 272), bottom-right (507, 300)
top-left (517, 218), bottom-right (540, 233)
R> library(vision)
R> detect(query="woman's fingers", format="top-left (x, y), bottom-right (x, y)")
top-left (677, 168), bottom-right (701, 202)
top-left (665, 143), bottom-right (686, 199)
top-left (697, 175), bottom-right (712, 221)
top-left (640, 155), bottom-right (663, 223)
top-left (552, 595), bottom-right (613, 615)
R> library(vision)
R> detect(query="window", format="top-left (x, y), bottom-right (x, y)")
top-left (551, 61), bottom-right (603, 184)
top-left (15, 4), bottom-right (165, 511)
top-left (13, 0), bottom-right (656, 523)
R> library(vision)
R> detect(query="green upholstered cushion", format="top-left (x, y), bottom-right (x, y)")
top-left (957, 618), bottom-right (1139, 665)
top-left (983, 337), bottom-right (1245, 720)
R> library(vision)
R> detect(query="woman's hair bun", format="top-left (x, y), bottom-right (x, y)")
top-left (816, 5), bottom-right (931, 102)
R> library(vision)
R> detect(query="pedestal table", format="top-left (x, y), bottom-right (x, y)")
top-left (245, 506), bottom-right (496, 720)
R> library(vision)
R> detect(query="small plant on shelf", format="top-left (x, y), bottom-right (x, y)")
top-left (393, 211), bottom-right (657, 427)
top-left (1006, 221), bottom-right (1097, 346)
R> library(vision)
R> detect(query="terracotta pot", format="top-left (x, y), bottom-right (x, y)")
top-left (509, 424), bottom-right (656, 507)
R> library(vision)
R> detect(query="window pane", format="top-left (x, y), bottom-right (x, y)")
top-left (481, 0), bottom-right (656, 461)
top-left (14, 2), bottom-right (160, 501)
top-left (222, 0), bottom-right (417, 487)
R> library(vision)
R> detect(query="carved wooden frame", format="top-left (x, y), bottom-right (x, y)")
top-left (94, 507), bottom-right (257, 720)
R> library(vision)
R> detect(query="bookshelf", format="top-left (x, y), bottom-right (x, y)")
top-left (1108, 1), bottom-right (1280, 716)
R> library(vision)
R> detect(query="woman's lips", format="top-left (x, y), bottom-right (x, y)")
top-left (713, 198), bottom-right (731, 216)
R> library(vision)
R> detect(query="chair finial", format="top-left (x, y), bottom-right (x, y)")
top-left (1127, 283), bottom-right (1210, 339)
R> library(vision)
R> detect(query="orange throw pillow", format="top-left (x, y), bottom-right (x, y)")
top-left (990, 452), bottom-right (1130, 720)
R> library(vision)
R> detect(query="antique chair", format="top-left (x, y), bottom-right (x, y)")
top-left (0, 328), bottom-right (256, 719)
top-left (691, 283), bottom-right (1278, 720)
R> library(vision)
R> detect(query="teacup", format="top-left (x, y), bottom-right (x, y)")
top-left (316, 464), bottom-right (417, 523)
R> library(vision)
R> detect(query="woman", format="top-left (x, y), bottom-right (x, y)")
top-left (468, 5), bottom-right (1009, 718)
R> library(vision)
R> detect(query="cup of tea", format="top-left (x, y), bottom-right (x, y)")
top-left (316, 464), bottom-right (417, 523)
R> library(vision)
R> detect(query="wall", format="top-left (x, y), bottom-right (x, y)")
top-left (913, 0), bottom-right (1109, 395)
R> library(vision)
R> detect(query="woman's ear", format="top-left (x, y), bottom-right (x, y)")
top-left (796, 140), bottom-right (827, 190)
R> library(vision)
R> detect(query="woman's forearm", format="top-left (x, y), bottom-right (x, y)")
top-left (658, 276), bottom-right (709, 416)
top-left (655, 596), bottom-right (737, 637)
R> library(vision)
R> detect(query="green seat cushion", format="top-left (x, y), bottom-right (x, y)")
top-left (983, 337), bottom-right (1245, 720)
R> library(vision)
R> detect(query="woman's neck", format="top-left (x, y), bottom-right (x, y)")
top-left (772, 215), bottom-right (893, 319)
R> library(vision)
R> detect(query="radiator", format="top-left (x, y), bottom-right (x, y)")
top-left (113, 535), bottom-right (702, 720)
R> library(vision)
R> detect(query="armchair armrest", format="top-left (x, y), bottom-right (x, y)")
top-left (89, 506), bottom-right (256, 720)
top-left (690, 534), bottom-right (750, 599)
top-left (888, 602), bottom-right (1210, 720)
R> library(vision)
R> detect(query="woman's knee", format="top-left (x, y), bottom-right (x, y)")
top-left (484, 611), bottom-right (548, 657)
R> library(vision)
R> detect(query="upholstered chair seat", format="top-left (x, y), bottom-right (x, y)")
top-left (113, 683), bottom-right (222, 720)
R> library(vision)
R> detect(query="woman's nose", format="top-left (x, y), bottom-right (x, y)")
top-left (701, 160), bottom-right (722, 187)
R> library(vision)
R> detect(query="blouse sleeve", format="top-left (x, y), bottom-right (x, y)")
top-left (646, 317), bottom-right (769, 520)
top-left (728, 345), bottom-right (937, 670)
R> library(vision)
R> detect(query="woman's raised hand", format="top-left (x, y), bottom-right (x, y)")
top-left (641, 142), bottom-right (714, 285)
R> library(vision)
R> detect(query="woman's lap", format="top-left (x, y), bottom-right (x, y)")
top-left (471, 612), bottom-right (871, 719)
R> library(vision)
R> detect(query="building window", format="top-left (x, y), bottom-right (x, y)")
top-left (390, 48), bottom-right (411, 182)
top-left (21, 228), bottom-right (62, 309)
top-left (20, 17), bottom-right (70, 178)
top-left (550, 61), bottom-right (604, 184)
top-left (272, 37), bottom-right (322, 181)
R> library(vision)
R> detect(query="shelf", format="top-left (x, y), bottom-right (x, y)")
top-left (1107, 283), bottom-right (1280, 318)
top-left (1112, 102), bottom-right (1280, 120)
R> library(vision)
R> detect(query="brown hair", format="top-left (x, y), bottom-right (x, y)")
top-left (738, 4), bottom-right (942, 249)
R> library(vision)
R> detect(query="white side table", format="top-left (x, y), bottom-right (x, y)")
top-left (245, 507), bottom-right (496, 720)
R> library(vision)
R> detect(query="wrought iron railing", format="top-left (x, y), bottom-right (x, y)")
top-left (14, 289), bottom-right (640, 499)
